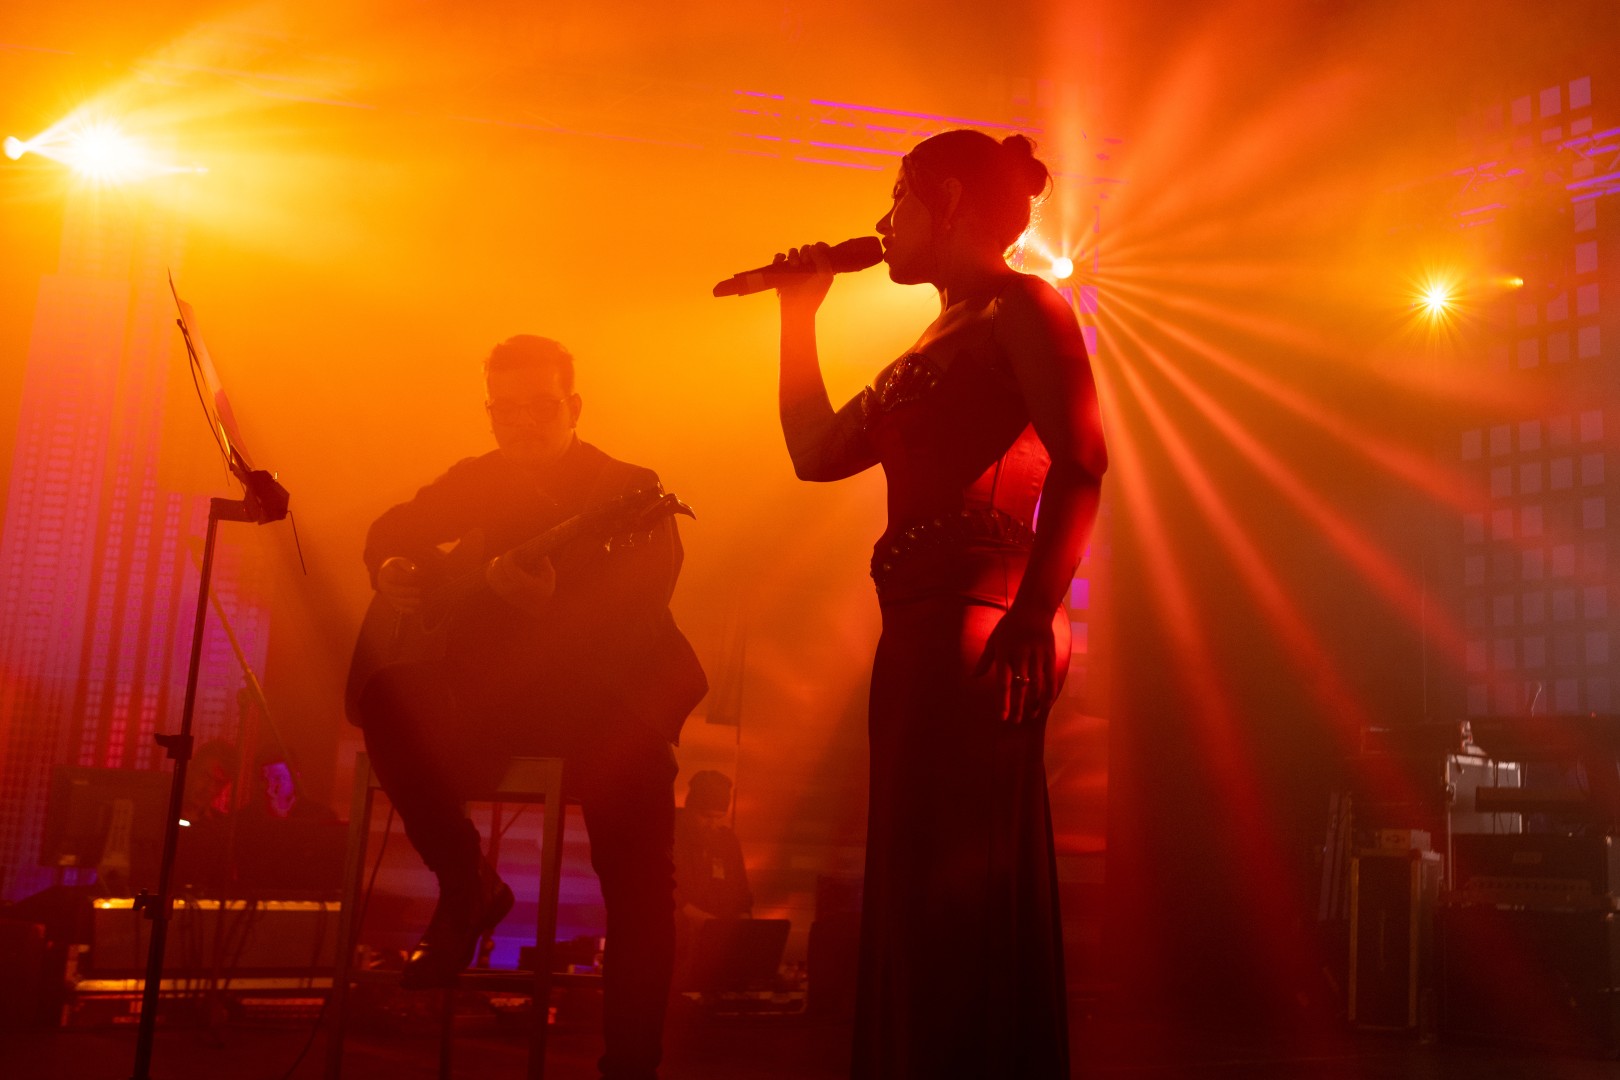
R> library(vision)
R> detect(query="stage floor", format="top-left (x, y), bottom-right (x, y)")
top-left (9, 1003), bottom-right (1620, 1080)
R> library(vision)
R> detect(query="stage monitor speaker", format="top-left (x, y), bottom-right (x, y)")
top-left (1349, 850), bottom-right (1441, 1030)
top-left (1451, 833), bottom-right (1620, 907)
top-left (0, 919), bottom-right (52, 1029)
top-left (807, 915), bottom-right (859, 1020)
top-left (1439, 904), bottom-right (1620, 1053)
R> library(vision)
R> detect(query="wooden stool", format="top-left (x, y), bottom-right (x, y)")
top-left (325, 753), bottom-right (579, 1080)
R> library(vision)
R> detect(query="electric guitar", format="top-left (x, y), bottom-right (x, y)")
top-left (344, 486), bottom-right (693, 724)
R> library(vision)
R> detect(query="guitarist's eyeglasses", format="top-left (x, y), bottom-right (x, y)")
top-left (486, 396), bottom-right (569, 425)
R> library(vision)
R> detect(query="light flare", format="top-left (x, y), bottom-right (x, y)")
top-left (1011, 231), bottom-right (1082, 283)
top-left (7, 115), bottom-right (204, 184)
top-left (1105, 284), bottom-right (1484, 512)
top-left (1419, 277), bottom-right (1454, 316)
top-left (61, 121), bottom-right (149, 183)
top-left (1404, 270), bottom-right (1478, 347)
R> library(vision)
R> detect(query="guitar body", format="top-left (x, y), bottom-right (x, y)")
top-left (343, 488), bottom-right (693, 726)
top-left (343, 531), bottom-right (492, 724)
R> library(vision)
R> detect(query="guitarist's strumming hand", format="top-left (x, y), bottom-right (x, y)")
top-left (377, 557), bottom-right (425, 615)
top-left (485, 553), bottom-right (557, 616)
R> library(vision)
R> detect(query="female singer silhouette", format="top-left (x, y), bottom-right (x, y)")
top-left (772, 129), bottom-right (1107, 1078)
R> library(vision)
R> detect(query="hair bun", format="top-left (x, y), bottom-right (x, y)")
top-left (1000, 134), bottom-right (1050, 199)
top-left (1001, 133), bottom-right (1036, 158)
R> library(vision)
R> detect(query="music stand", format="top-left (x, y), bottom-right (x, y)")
top-left (127, 276), bottom-right (291, 1080)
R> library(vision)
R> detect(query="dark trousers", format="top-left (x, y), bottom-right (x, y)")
top-left (359, 663), bottom-right (677, 1080)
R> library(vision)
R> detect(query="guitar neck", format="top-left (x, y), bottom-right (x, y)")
top-left (507, 508), bottom-right (608, 569)
top-left (431, 493), bottom-right (659, 615)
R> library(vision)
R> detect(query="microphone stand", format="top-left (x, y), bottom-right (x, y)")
top-left (129, 297), bottom-right (290, 1079)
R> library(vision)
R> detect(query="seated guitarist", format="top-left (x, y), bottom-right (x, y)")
top-left (356, 334), bottom-right (706, 1080)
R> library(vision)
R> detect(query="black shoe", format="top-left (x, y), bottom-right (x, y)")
top-left (400, 860), bottom-right (514, 990)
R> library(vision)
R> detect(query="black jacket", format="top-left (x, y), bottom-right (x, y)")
top-left (362, 438), bottom-right (707, 743)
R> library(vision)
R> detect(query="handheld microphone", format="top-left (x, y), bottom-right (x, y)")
top-left (711, 236), bottom-right (884, 298)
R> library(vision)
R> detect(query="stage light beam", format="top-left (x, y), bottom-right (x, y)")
top-left (3, 136), bottom-right (24, 161)
top-left (1052, 256), bottom-right (1075, 280)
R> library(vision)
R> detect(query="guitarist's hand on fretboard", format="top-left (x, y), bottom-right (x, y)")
top-left (485, 551), bottom-right (558, 616)
top-left (378, 556), bottom-right (425, 615)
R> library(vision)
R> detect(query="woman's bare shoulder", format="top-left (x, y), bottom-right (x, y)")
top-left (993, 272), bottom-right (1083, 356)
top-left (996, 271), bottom-right (1069, 318)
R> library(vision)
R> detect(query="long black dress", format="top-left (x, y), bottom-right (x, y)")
top-left (851, 309), bottom-right (1074, 1079)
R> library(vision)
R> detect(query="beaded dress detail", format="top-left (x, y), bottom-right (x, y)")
top-left (861, 329), bottom-right (1048, 604)
top-left (864, 351), bottom-right (943, 419)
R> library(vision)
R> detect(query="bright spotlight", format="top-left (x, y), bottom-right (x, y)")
top-left (1052, 256), bottom-right (1075, 280)
top-left (7, 115), bottom-right (202, 184)
top-left (1507, 276), bottom-right (1525, 289)
top-left (60, 121), bottom-right (149, 183)
top-left (1413, 276), bottom-right (1455, 317)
